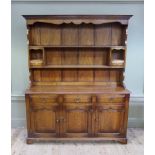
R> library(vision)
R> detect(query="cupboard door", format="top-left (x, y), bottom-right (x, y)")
top-left (61, 103), bottom-right (92, 138)
top-left (95, 104), bottom-right (125, 136)
top-left (29, 96), bottom-right (59, 137)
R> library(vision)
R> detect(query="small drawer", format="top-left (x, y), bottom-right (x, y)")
top-left (98, 104), bottom-right (125, 111)
top-left (97, 95), bottom-right (125, 103)
top-left (63, 95), bottom-right (92, 103)
top-left (30, 102), bottom-right (59, 110)
top-left (30, 95), bottom-right (57, 103)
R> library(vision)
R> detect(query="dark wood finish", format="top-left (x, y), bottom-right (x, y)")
top-left (23, 15), bottom-right (132, 144)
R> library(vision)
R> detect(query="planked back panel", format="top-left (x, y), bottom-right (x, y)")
top-left (28, 22), bottom-right (126, 86)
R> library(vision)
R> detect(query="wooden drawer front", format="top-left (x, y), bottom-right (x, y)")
top-left (97, 104), bottom-right (125, 111)
top-left (30, 95), bottom-right (58, 110)
top-left (30, 95), bottom-right (57, 103)
top-left (97, 95), bottom-right (125, 103)
top-left (30, 102), bottom-right (59, 110)
top-left (63, 95), bottom-right (92, 103)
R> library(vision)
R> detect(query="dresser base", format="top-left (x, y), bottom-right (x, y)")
top-left (26, 137), bottom-right (127, 144)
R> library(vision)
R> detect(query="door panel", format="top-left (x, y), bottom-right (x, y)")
top-left (95, 104), bottom-right (125, 136)
top-left (62, 103), bottom-right (92, 137)
top-left (29, 96), bottom-right (59, 137)
top-left (32, 110), bottom-right (57, 133)
top-left (66, 109), bottom-right (88, 133)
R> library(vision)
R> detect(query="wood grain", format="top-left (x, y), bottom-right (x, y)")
top-left (95, 24), bottom-right (111, 45)
top-left (62, 24), bottom-right (78, 45)
top-left (40, 23), bottom-right (61, 45)
top-left (79, 24), bottom-right (94, 46)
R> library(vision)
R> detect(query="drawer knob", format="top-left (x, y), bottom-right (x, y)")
top-left (42, 98), bottom-right (46, 103)
top-left (75, 97), bottom-right (80, 103)
top-left (60, 117), bottom-right (65, 122)
top-left (92, 96), bottom-right (97, 103)
top-left (57, 96), bottom-right (64, 103)
top-left (89, 109), bottom-right (94, 113)
top-left (109, 98), bottom-right (114, 102)
top-left (56, 119), bottom-right (59, 123)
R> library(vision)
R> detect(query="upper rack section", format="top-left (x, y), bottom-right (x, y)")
top-left (24, 15), bottom-right (132, 69)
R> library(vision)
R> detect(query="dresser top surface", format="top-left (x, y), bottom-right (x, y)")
top-left (26, 85), bottom-right (130, 95)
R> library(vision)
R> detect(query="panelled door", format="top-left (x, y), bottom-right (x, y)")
top-left (59, 95), bottom-right (93, 138)
top-left (94, 94), bottom-right (126, 137)
top-left (95, 104), bottom-right (125, 136)
top-left (29, 95), bottom-right (59, 137)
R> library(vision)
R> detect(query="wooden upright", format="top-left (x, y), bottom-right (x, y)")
top-left (23, 15), bottom-right (132, 144)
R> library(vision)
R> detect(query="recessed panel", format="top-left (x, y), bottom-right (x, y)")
top-left (112, 23), bottom-right (124, 46)
top-left (78, 69), bottom-right (94, 82)
top-left (29, 24), bottom-right (41, 45)
top-left (94, 49), bottom-right (108, 65)
top-left (79, 49), bottom-right (94, 65)
top-left (62, 49), bottom-right (78, 65)
top-left (40, 23), bottom-right (61, 45)
top-left (98, 111), bottom-right (123, 133)
top-left (94, 69), bottom-right (109, 82)
top-left (41, 69), bottom-right (61, 82)
top-left (62, 24), bottom-right (78, 45)
top-left (66, 110), bottom-right (88, 133)
top-left (33, 70), bottom-right (41, 82)
top-left (46, 49), bottom-right (62, 65)
top-left (95, 24), bottom-right (111, 45)
top-left (110, 70), bottom-right (122, 82)
top-left (34, 111), bottom-right (56, 133)
top-left (62, 69), bottom-right (78, 82)
top-left (79, 24), bottom-right (94, 45)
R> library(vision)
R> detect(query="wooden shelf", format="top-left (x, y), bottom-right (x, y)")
top-left (29, 45), bottom-right (126, 49)
top-left (30, 65), bottom-right (124, 69)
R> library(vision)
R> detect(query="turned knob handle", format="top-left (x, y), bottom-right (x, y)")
top-left (109, 97), bottom-right (114, 102)
top-left (108, 107), bottom-right (114, 110)
top-left (57, 95), bottom-right (64, 103)
top-left (75, 97), bottom-right (80, 103)
top-left (89, 109), bottom-right (94, 113)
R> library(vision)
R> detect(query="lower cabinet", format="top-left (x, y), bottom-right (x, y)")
top-left (95, 104), bottom-right (125, 136)
top-left (28, 95), bottom-right (59, 137)
top-left (60, 103), bottom-right (92, 137)
top-left (26, 94), bottom-right (129, 143)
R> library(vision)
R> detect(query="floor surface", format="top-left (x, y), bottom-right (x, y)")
top-left (12, 128), bottom-right (144, 155)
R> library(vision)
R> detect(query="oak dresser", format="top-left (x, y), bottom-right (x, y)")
top-left (23, 15), bottom-right (132, 144)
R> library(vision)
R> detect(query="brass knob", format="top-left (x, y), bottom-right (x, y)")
top-left (41, 98), bottom-right (46, 103)
top-left (89, 109), bottom-right (94, 113)
top-left (57, 95), bottom-right (64, 103)
top-left (56, 119), bottom-right (59, 123)
top-left (109, 97), bottom-right (114, 102)
top-left (94, 118), bottom-right (98, 122)
top-left (109, 107), bottom-right (113, 110)
top-left (75, 97), bottom-right (80, 103)
top-left (60, 117), bottom-right (64, 121)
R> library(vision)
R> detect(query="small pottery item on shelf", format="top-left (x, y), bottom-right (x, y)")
top-left (30, 59), bottom-right (43, 66)
top-left (112, 59), bottom-right (124, 65)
